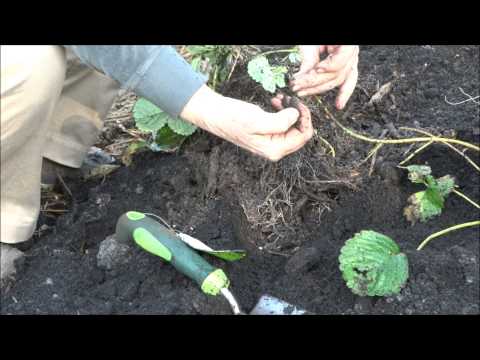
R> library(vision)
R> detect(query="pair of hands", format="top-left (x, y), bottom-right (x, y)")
top-left (181, 45), bottom-right (359, 161)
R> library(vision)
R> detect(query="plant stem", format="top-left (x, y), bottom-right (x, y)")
top-left (399, 140), bottom-right (435, 165)
top-left (212, 66), bottom-right (219, 91)
top-left (399, 127), bottom-right (480, 171)
top-left (417, 220), bottom-right (480, 250)
top-left (315, 133), bottom-right (336, 157)
top-left (315, 96), bottom-right (480, 151)
top-left (227, 50), bottom-right (240, 82)
top-left (399, 127), bottom-right (480, 152)
top-left (453, 189), bottom-right (480, 209)
top-left (361, 143), bottom-right (383, 164)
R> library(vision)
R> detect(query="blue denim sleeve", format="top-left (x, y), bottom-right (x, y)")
top-left (65, 45), bottom-right (207, 117)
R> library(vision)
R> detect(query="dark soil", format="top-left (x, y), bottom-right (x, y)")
top-left (2, 45), bottom-right (479, 315)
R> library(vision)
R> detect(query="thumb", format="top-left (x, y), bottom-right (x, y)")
top-left (253, 108), bottom-right (300, 135)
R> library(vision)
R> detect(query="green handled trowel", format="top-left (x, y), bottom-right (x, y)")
top-left (115, 211), bottom-right (308, 315)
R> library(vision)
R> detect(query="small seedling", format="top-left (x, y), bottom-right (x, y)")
top-left (339, 230), bottom-right (409, 297)
top-left (247, 56), bottom-right (288, 93)
top-left (247, 47), bottom-right (300, 93)
top-left (402, 165), bottom-right (456, 224)
top-left (398, 165), bottom-right (479, 250)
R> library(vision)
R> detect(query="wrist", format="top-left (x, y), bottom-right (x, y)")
top-left (180, 85), bottom-right (228, 131)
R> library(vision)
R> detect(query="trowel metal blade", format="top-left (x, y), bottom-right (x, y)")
top-left (250, 295), bottom-right (307, 315)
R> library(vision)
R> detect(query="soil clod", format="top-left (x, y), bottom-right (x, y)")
top-left (97, 235), bottom-right (132, 270)
top-left (284, 247), bottom-right (319, 274)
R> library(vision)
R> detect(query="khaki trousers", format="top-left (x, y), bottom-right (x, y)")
top-left (1, 46), bottom-right (120, 244)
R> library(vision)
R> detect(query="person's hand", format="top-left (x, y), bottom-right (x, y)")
top-left (290, 45), bottom-right (359, 110)
top-left (180, 85), bottom-right (313, 161)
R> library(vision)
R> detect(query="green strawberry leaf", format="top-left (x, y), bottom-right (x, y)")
top-left (133, 98), bottom-right (168, 132)
top-left (167, 117), bottom-right (197, 136)
top-left (247, 56), bottom-right (270, 82)
top-left (248, 56), bottom-right (287, 93)
top-left (404, 165), bottom-right (456, 224)
top-left (406, 165), bottom-right (432, 183)
top-left (151, 126), bottom-right (187, 152)
top-left (339, 230), bottom-right (409, 297)
top-left (261, 73), bottom-right (277, 93)
top-left (435, 175), bottom-right (456, 197)
top-left (274, 71), bottom-right (286, 89)
top-left (134, 98), bottom-right (197, 137)
top-left (404, 190), bottom-right (443, 224)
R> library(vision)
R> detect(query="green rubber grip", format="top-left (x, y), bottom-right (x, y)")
top-left (115, 211), bottom-right (229, 295)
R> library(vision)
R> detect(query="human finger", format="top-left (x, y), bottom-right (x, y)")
top-left (335, 58), bottom-right (359, 110)
top-left (316, 45), bottom-right (358, 73)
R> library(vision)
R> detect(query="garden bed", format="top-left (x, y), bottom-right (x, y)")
top-left (2, 45), bottom-right (478, 314)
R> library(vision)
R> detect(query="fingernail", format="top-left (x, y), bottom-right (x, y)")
top-left (298, 92), bottom-right (305, 97)
top-left (292, 86), bottom-right (299, 92)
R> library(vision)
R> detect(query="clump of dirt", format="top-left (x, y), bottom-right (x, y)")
top-left (2, 45), bottom-right (479, 315)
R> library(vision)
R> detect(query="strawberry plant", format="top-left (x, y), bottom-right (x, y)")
top-left (399, 165), bottom-right (480, 250)
top-left (339, 230), bottom-right (409, 297)
top-left (402, 165), bottom-right (456, 224)
top-left (129, 46), bottom-right (238, 156)
top-left (132, 98), bottom-right (197, 152)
